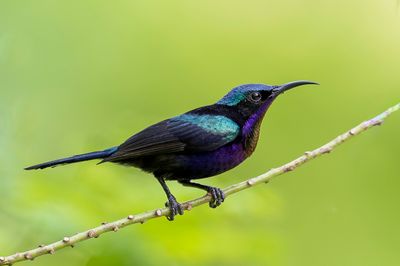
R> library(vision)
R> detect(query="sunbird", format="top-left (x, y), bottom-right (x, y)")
top-left (26, 81), bottom-right (317, 220)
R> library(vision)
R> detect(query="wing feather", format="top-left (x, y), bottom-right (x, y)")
top-left (104, 114), bottom-right (240, 162)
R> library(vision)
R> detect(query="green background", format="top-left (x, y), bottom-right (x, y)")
top-left (1, 1), bottom-right (399, 265)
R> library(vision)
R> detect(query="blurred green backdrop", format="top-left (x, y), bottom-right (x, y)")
top-left (0, 0), bottom-right (399, 265)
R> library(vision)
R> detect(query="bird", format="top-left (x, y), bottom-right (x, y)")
top-left (26, 80), bottom-right (318, 220)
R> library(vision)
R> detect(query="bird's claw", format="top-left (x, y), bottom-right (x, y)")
top-left (165, 197), bottom-right (184, 221)
top-left (208, 187), bottom-right (225, 208)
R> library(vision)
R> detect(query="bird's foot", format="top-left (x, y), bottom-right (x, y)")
top-left (208, 187), bottom-right (225, 208)
top-left (164, 196), bottom-right (184, 221)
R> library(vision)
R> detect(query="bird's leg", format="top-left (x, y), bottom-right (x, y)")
top-left (179, 180), bottom-right (225, 208)
top-left (156, 176), bottom-right (184, 221)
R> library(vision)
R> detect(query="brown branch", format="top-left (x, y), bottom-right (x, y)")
top-left (0, 103), bottom-right (399, 265)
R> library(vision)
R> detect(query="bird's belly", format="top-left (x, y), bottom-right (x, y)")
top-left (163, 143), bottom-right (247, 180)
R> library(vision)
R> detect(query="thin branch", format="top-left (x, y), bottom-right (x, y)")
top-left (1, 103), bottom-right (399, 265)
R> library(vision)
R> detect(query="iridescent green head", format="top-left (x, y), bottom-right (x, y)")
top-left (217, 80), bottom-right (318, 107)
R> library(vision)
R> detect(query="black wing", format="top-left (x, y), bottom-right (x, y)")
top-left (103, 114), bottom-right (240, 162)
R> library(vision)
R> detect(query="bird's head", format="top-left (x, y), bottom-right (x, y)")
top-left (217, 80), bottom-right (318, 120)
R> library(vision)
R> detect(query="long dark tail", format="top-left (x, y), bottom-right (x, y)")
top-left (25, 146), bottom-right (118, 170)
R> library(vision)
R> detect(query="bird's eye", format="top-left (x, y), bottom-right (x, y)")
top-left (248, 91), bottom-right (262, 103)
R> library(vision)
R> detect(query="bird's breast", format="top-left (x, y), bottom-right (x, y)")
top-left (161, 142), bottom-right (248, 180)
top-left (242, 117), bottom-right (262, 157)
top-left (244, 127), bottom-right (261, 155)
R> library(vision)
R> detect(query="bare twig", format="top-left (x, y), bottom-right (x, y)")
top-left (0, 103), bottom-right (399, 265)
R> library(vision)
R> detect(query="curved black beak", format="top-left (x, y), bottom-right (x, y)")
top-left (272, 80), bottom-right (319, 95)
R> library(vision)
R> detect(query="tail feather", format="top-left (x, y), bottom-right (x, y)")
top-left (25, 146), bottom-right (118, 170)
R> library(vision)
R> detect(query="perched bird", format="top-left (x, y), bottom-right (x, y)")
top-left (26, 80), bottom-right (317, 220)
